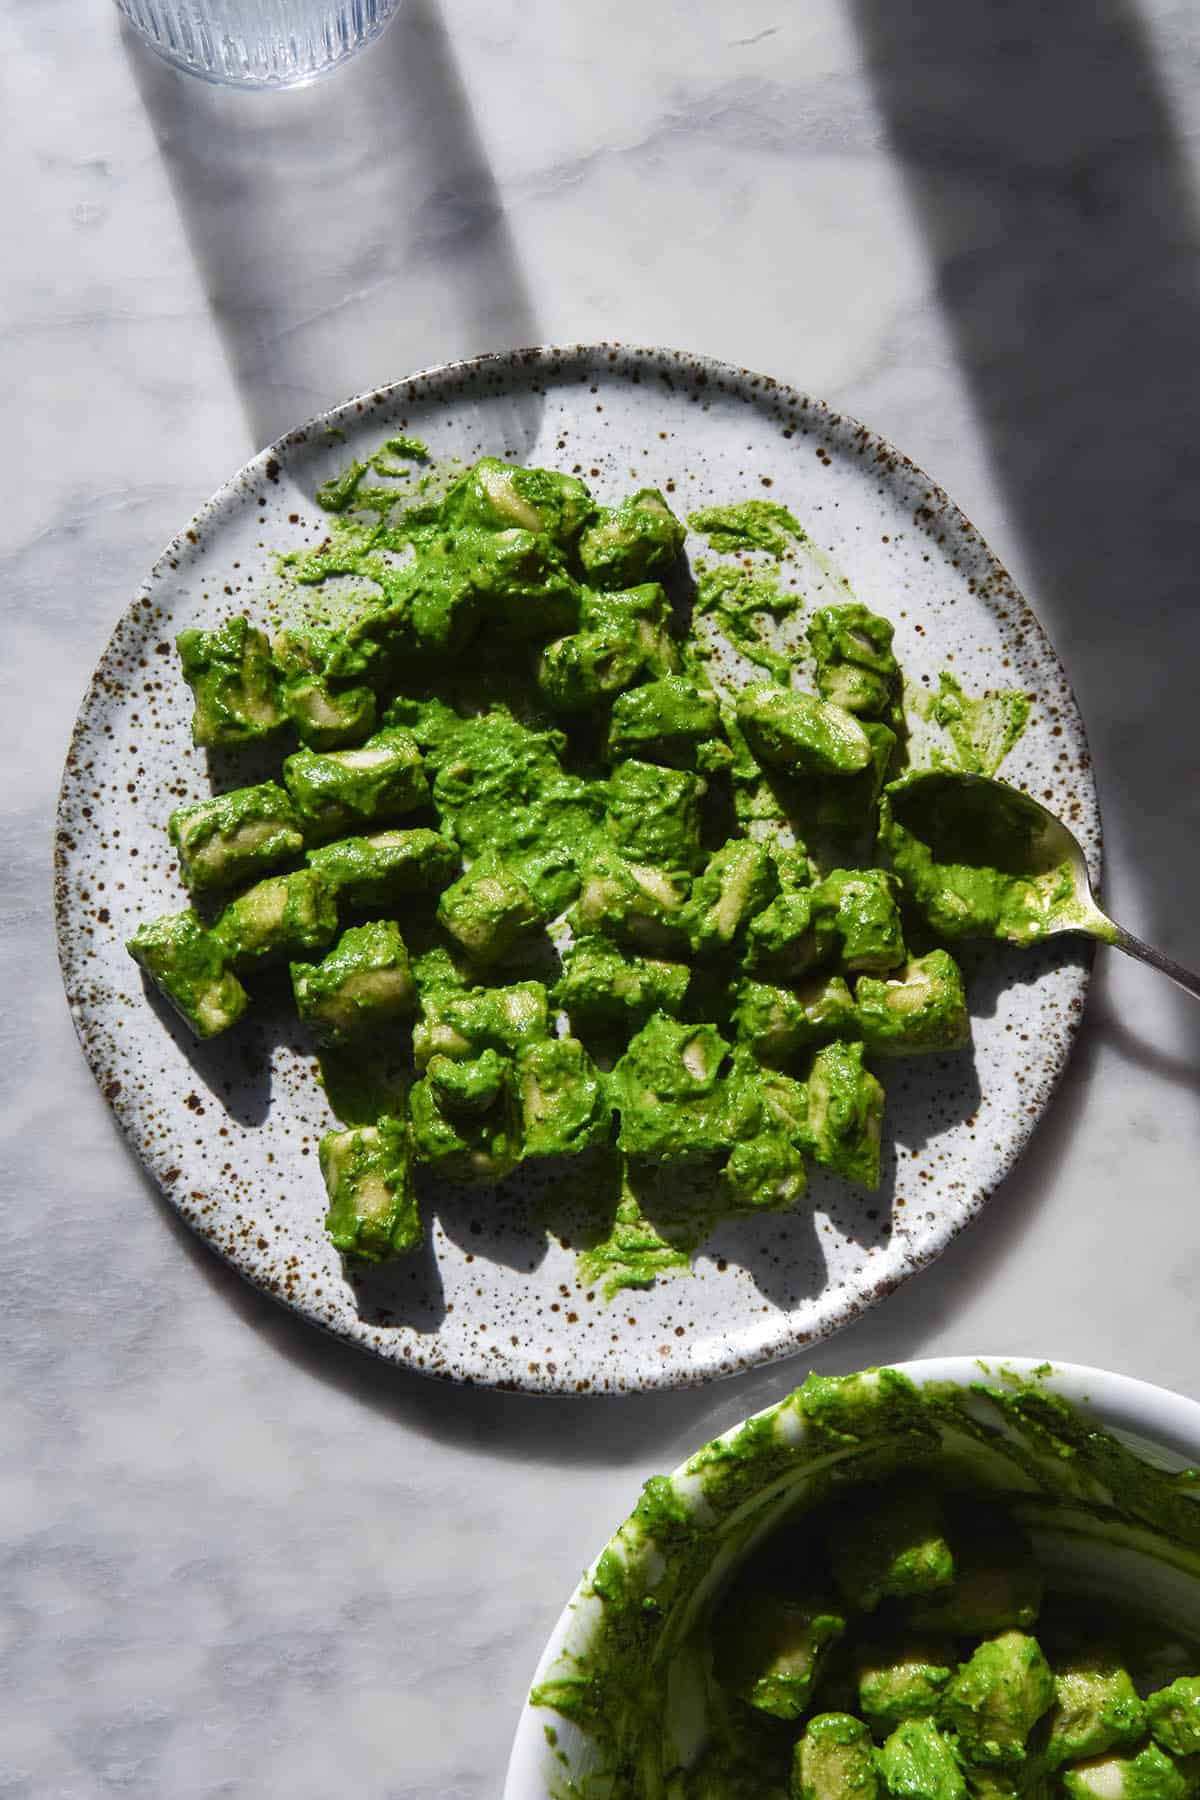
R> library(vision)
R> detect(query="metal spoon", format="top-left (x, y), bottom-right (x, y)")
top-left (884, 770), bottom-right (1200, 1001)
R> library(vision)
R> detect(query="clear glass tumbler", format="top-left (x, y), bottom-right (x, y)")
top-left (115, 0), bottom-right (401, 88)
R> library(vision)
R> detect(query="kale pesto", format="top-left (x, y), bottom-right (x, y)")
top-left (689, 499), bottom-right (806, 558)
top-left (920, 673), bottom-right (1033, 780)
top-left (129, 443), bottom-right (1048, 1291)
top-left (529, 1368), bottom-right (1200, 1800)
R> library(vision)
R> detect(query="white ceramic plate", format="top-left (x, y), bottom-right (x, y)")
top-left (55, 345), bottom-right (1099, 1394)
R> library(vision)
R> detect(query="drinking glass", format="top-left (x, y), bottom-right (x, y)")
top-left (115, 0), bottom-right (401, 88)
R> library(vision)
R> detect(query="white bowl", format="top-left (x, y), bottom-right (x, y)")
top-left (504, 1357), bottom-right (1200, 1799)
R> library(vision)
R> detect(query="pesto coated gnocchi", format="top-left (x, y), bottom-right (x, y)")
top-left (128, 450), bottom-right (1037, 1288)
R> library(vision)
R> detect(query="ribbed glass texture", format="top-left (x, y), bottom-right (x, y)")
top-left (115, 0), bottom-right (399, 87)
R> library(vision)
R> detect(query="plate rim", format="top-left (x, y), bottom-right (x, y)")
top-left (54, 340), bottom-right (1101, 1395)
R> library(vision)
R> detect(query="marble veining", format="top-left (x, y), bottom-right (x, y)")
top-left (5, 0), bottom-right (1200, 1793)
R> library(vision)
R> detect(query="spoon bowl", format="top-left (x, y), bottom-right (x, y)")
top-left (883, 770), bottom-right (1200, 999)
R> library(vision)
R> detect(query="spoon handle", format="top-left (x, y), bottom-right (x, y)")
top-left (1108, 922), bottom-right (1200, 1001)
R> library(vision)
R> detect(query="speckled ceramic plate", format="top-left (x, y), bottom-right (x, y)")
top-left (55, 344), bottom-right (1099, 1394)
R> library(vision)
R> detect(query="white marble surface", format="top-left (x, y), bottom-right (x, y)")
top-left (5, 0), bottom-right (1200, 1792)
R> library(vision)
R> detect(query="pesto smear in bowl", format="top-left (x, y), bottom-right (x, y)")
top-left (125, 446), bottom-right (1073, 1296)
top-left (512, 1363), bottom-right (1200, 1800)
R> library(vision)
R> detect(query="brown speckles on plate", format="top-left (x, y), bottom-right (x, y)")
top-left (54, 342), bottom-right (1100, 1395)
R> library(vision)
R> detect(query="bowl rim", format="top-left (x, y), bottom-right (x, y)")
top-left (503, 1355), bottom-right (1200, 1799)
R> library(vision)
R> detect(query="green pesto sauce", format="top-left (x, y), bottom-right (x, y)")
top-left (378, 433), bottom-right (429, 462)
top-left (315, 460), bottom-right (369, 513)
top-left (923, 672), bottom-right (1032, 778)
top-left (575, 1184), bottom-right (693, 1296)
top-left (384, 697), bottom-right (605, 913)
top-left (530, 1368), bottom-right (1200, 1800)
top-left (150, 437), bottom-right (1081, 1295)
top-left (573, 1158), bottom-right (721, 1298)
top-left (689, 501), bottom-right (806, 558)
top-left (369, 436), bottom-right (432, 479)
top-left (692, 560), bottom-right (805, 685)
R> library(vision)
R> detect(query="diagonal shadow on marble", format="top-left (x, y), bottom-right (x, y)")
top-left (850, 0), bottom-right (1200, 1076)
top-left (121, 0), bottom-right (541, 458)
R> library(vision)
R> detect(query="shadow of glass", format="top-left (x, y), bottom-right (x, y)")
top-left (849, 0), bottom-right (1200, 1072)
top-left (121, 0), bottom-right (541, 455)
